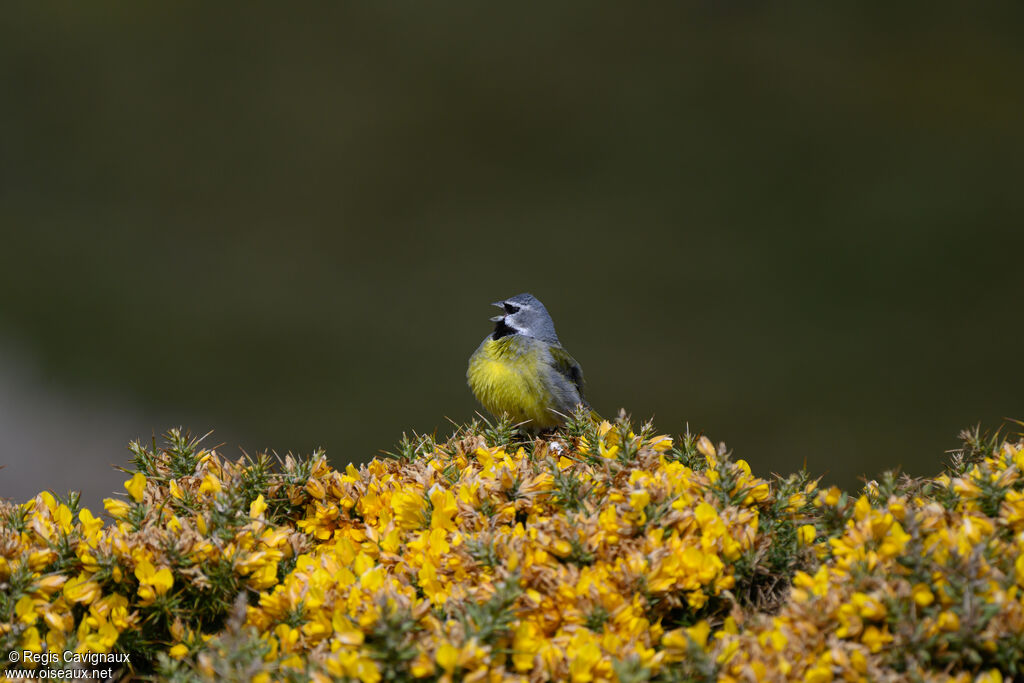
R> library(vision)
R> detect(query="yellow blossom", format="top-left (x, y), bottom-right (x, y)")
top-left (79, 508), bottom-right (104, 540)
top-left (64, 574), bottom-right (102, 605)
top-left (429, 486), bottom-right (458, 531)
top-left (15, 595), bottom-right (39, 625)
top-left (976, 670), bottom-right (1003, 683)
top-left (125, 472), bottom-right (147, 502)
top-left (912, 583), bottom-right (935, 607)
top-left (103, 497), bottom-right (131, 520)
top-left (28, 548), bottom-right (57, 572)
top-left (135, 558), bottom-right (174, 603)
top-left (250, 494), bottom-right (267, 519)
top-left (937, 610), bottom-right (961, 632)
top-left (20, 626), bottom-right (43, 653)
top-left (567, 630), bottom-right (603, 682)
top-left (851, 592), bottom-right (886, 621)
top-left (32, 574), bottom-right (67, 597)
top-left (804, 665), bottom-right (834, 683)
top-left (391, 490), bottom-right (426, 530)
top-left (436, 642), bottom-right (459, 674)
top-left (199, 472), bottom-right (223, 495)
top-left (647, 435), bottom-right (673, 452)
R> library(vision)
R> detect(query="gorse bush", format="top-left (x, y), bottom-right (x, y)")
top-left (1, 412), bottom-right (1022, 682)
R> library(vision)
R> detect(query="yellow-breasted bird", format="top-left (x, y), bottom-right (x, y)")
top-left (467, 293), bottom-right (590, 432)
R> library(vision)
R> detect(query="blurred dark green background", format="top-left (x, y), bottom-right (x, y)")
top-left (2, 4), bottom-right (1022, 507)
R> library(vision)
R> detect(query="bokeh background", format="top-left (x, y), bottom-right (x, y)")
top-left (2, 4), bottom-right (1022, 509)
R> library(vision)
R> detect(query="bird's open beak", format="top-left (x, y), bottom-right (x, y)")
top-left (491, 301), bottom-right (505, 309)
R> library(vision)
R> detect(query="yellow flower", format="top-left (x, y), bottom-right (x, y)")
top-left (851, 592), bottom-right (886, 621)
top-left (685, 620), bottom-right (711, 649)
top-left (78, 508), bottom-right (104, 542)
top-left (647, 435), bottom-right (673, 452)
top-left (630, 489), bottom-right (651, 513)
top-left (42, 608), bottom-right (72, 634)
top-left (28, 549), bottom-right (57, 572)
top-left (512, 621), bottom-right (542, 671)
top-left (250, 494), bottom-right (267, 519)
top-left (64, 573), bottom-right (102, 604)
top-left (305, 477), bottom-right (326, 500)
top-left (822, 486), bottom-right (842, 506)
top-left (756, 627), bottom-right (787, 651)
top-left (20, 626), bottom-right (42, 653)
top-left (876, 518), bottom-right (910, 558)
top-left (716, 638), bottom-right (740, 665)
top-left (53, 503), bottom-right (74, 534)
top-left (567, 630), bottom-right (603, 682)
top-left (850, 648), bottom-right (867, 673)
top-left (391, 490), bottom-right (426, 530)
top-left (804, 665), bottom-right (834, 683)
top-left (124, 472), bottom-right (146, 503)
top-left (32, 574), bottom-right (68, 597)
top-left (15, 595), bottom-right (39, 625)
top-left (247, 562), bottom-right (279, 590)
top-left (103, 497), bottom-right (131, 520)
top-left (598, 436), bottom-right (620, 460)
top-left (429, 486), bottom-right (457, 532)
top-left (435, 642), bottom-right (459, 674)
top-left (861, 625), bottom-right (894, 653)
top-left (975, 670), bottom-right (1003, 683)
top-left (410, 650), bottom-right (436, 677)
top-left (953, 477), bottom-right (982, 498)
top-left (199, 473), bottom-right (223, 496)
top-left (912, 583), bottom-right (935, 607)
top-left (169, 643), bottom-right (189, 659)
top-left (135, 558), bottom-right (174, 603)
top-left (835, 603), bottom-right (862, 639)
top-left (937, 610), bottom-right (961, 632)
top-left (38, 491), bottom-right (58, 512)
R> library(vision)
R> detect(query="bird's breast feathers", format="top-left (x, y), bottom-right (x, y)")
top-left (467, 336), bottom-right (561, 427)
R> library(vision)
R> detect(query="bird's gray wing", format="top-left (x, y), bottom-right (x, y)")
top-left (548, 345), bottom-right (587, 406)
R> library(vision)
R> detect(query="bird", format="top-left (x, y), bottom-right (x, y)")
top-left (467, 293), bottom-right (590, 432)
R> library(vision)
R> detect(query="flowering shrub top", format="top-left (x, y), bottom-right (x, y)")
top-left (716, 431), bottom-right (1024, 683)
top-left (1, 413), bottom-right (1021, 683)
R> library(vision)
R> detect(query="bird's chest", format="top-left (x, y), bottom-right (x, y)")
top-left (467, 338), bottom-right (552, 418)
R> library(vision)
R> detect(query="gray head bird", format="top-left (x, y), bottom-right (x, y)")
top-left (488, 293), bottom-right (561, 345)
top-left (467, 293), bottom-right (592, 432)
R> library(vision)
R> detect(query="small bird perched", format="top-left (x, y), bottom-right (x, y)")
top-left (467, 293), bottom-right (589, 432)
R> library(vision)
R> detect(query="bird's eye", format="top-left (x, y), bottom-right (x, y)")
top-left (504, 303), bottom-right (520, 314)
